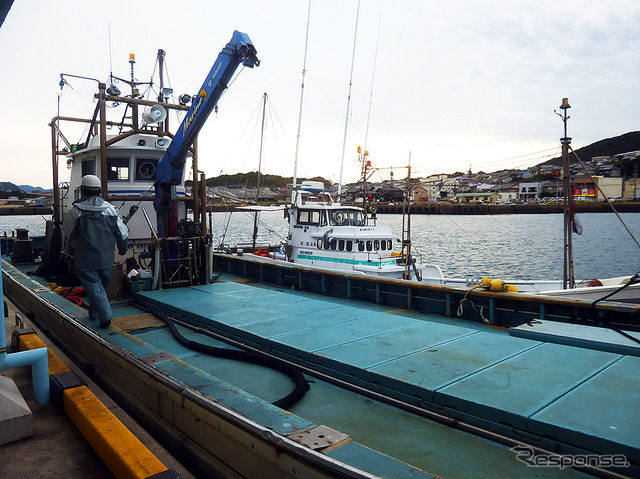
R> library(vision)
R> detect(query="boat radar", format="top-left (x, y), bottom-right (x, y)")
top-left (300, 181), bottom-right (324, 192)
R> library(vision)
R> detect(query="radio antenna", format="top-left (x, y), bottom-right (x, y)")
top-left (108, 22), bottom-right (113, 78)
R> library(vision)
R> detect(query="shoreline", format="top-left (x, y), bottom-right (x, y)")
top-left (3, 201), bottom-right (640, 217)
top-left (206, 201), bottom-right (640, 215)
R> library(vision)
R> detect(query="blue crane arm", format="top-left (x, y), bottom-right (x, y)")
top-left (153, 30), bottom-right (259, 236)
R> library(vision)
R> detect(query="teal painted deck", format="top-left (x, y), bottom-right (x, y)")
top-left (131, 275), bottom-right (639, 476)
top-left (4, 259), bottom-right (635, 477)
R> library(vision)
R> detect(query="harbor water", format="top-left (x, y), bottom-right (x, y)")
top-left (210, 210), bottom-right (640, 282)
top-left (3, 211), bottom-right (639, 282)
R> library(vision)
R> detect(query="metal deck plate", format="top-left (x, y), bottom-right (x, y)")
top-left (287, 425), bottom-right (349, 450)
top-left (139, 351), bottom-right (177, 366)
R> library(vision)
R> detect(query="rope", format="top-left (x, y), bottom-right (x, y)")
top-left (456, 285), bottom-right (489, 324)
top-left (591, 271), bottom-right (640, 307)
top-left (570, 146), bottom-right (640, 250)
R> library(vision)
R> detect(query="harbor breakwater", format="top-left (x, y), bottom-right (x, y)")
top-left (4, 202), bottom-right (640, 217)
top-left (208, 201), bottom-right (640, 215)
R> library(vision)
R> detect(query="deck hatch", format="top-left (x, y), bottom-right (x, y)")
top-left (139, 351), bottom-right (177, 365)
top-left (287, 425), bottom-right (349, 450)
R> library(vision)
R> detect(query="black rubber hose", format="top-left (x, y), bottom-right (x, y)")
top-left (124, 278), bottom-right (309, 410)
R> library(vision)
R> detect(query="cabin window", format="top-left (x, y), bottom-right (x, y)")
top-left (297, 209), bottom-right (320, 225)
top-left (380, 240), bottom-right (386, 251)
top-left (324, 239), bottom-right (330, 250)
top-left (330, 239), bottom-right (337, 250)
top-left (320, 211), bottom-right (328, 226)
top-left (346, 241), bottom-right (353, 252)
top-left (135, 157), bottom-right (158, 181)
top-left (317, 239), bottom-right (322, 249)
top-left (387, 240), bottom-right (392, 250)
top-left (358, 241), bottom-right (364, 252)
top-left (374, 240), bottom-right (380, 250)
top-left (328, 209), bottom-right (365, 226)
top-left (366, 241), bottom-right (372, 251)
top-left (107, 157), bottom-right (130, 181)
top-left (349, 210), bottom-right (364, 226)
top-left (338, 239), bottom-right (345, 251)
top-left (81, 158), bottom-right (96, 177)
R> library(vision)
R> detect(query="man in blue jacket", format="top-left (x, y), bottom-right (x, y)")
top-left (63, 175), bottom-right (128, 328)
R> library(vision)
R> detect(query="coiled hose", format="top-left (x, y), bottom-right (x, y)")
top-left (124, 278), bottom-right (309, 410)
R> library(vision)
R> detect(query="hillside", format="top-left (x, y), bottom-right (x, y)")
top-left (545, 131), bottom-right (640, 166)
top-left (18, 185), bottom-right (49, 193)
top-left (203, 171), bottom-right (331, 189)
top-left (0, 181), bottom-right (19, 191)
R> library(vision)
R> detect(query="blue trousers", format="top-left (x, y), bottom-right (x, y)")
top-left (77, 268), bottom-right (113, 324)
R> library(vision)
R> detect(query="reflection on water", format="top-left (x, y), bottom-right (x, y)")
top-left (3, 211), bottom-right (638, 282)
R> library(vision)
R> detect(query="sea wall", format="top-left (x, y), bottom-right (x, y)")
top-left (375, 202), bottom-right (640, 215)
top-left (207, 202), bottom-right (640, 215)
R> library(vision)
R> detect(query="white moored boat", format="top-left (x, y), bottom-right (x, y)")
top-left (282, 181), bottom-right (424, 280)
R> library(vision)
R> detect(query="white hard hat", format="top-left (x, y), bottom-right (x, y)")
top-left (81, 175), bottom-right (101, 189)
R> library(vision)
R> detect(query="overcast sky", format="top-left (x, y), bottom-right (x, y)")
top-left (1, 0), bottom-right (638, 188)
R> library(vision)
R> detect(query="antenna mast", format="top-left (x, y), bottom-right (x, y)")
top-left (338, 0), bottom-right (361, 197)
top-left (292, 0), bottom-right (312, 201)
top-left (556, 98), bottom-right (574, 289)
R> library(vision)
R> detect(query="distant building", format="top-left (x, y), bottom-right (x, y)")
top-left (412, 186), bottom-right (428, 203)
top-left (454, 192), bottom-right (498, 203)
top-left (573, 176), bottom-right (622, 201)
top-left (518, 182), bottom-right (543, 201)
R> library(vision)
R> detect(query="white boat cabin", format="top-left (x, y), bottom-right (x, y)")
top-left (287, 182), bottom-right (421, 279)
top-left (62, 133), bottom-right (189, 242)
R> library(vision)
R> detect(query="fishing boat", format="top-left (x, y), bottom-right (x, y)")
top-left (224, 178), bottom-right (640, 300)
top-left (258, 179), bottom-right (426, 281)
top-left (3, 31), bottom-right (640, 479)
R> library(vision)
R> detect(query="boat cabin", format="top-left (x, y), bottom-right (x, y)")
top-left (287, 183), bottom-right (401, 274)
top-left (63, 133), bottom-right (189, 241)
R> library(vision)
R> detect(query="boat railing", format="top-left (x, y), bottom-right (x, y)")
top-left (220, 242), bottom-right (281, 255)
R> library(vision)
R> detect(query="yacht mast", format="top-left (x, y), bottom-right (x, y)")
top-left (292, 0), bottom-right (312, 200)
top-left (255, 93), bottom-right (267, 204)
top-left (363, 12), bottom-right (382, 153)
top-left (252, 92), bottom-right (268, 250)
top-left (338, 0), bottom-right (361, 197)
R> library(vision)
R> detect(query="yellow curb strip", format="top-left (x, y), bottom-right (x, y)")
top-left (17, 332), bottom-right (69, 375)
top-left (64, 386), bottom-right (168, 479)
top-left (17, 331), bottom-right (169, 479)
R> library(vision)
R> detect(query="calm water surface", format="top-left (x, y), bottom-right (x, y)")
top-left (210, 210), bottom-right (640, 281)
top-left (3, 211), bottom-right (639, 282)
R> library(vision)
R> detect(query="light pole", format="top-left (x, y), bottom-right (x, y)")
top-left (555, 98), bottom-right (574, 289)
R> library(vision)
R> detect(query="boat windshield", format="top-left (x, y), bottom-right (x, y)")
top-left (328, 209), bottom-right (365, 226)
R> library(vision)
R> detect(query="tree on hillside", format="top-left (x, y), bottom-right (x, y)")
top-left (203, 172), bottom-right (331, 188)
